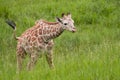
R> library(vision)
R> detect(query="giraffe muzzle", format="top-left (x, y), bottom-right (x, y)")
top-left (72, 28), bottom-right (76, 33)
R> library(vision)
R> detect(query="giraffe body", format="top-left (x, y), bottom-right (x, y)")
top-left (17, 20), bottom-right (63, 55)
top-left (6, 13), bottom-right (76, 71)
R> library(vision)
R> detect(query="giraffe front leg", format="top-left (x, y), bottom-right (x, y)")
top-left (46, 50), bottom-right (55, 69)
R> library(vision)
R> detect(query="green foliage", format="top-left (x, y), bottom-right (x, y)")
top-left (0, 0), bottom-right (120, 80)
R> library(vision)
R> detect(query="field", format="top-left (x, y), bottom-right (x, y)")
top-left (0, 0), bottom-right (120, 80)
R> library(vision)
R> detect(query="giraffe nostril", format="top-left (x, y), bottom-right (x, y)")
top-left (73, 27), bottom-right (76, 30)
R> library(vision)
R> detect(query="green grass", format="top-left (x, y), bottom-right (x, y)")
top-left (0, 0), bottom-right (120, 80)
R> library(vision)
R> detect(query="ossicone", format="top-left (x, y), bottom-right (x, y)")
top-left (61, 13), bottom-right (65, 17)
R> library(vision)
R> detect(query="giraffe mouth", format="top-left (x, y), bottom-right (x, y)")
top-left (71, 28), bottom-right (76, 33)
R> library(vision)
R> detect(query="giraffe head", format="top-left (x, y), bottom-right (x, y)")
top-left (56, 13), bottom-right (76, 33)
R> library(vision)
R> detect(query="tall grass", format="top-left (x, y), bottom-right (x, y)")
top-left (0, 0), bottom-right (120, 80)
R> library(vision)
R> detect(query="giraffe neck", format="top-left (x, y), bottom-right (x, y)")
top-left (41, 22), bottom-right (64, 42)
top-left (49, 24), bottom-right (64, 39)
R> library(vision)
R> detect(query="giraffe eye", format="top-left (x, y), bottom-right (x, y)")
top-left (64, 23), bottom-right (67, 25)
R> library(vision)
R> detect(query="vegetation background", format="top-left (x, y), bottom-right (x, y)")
top-left (0, 0), bottom-right (120, 80)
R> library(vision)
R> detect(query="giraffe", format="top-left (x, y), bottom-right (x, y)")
top-left (6, 13), bottom-right (76, 71)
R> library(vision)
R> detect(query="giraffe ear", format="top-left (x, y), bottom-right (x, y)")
top-left (56, 17), bottom-right (63, 23)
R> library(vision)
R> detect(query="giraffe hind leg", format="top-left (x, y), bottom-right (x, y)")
top-left (27, 52), bottom-right (39, 70)
top-left (16, 47), bottom-right (26, 72)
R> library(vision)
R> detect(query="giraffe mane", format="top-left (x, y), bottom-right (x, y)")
top-left (42, 20), bottom-right (59, 25)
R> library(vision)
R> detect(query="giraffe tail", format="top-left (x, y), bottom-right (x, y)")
top-left (6, 20), bottom-right (19, 40)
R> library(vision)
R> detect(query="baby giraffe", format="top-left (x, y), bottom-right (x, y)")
top-left (6, 13), bottom-right (76, 71)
